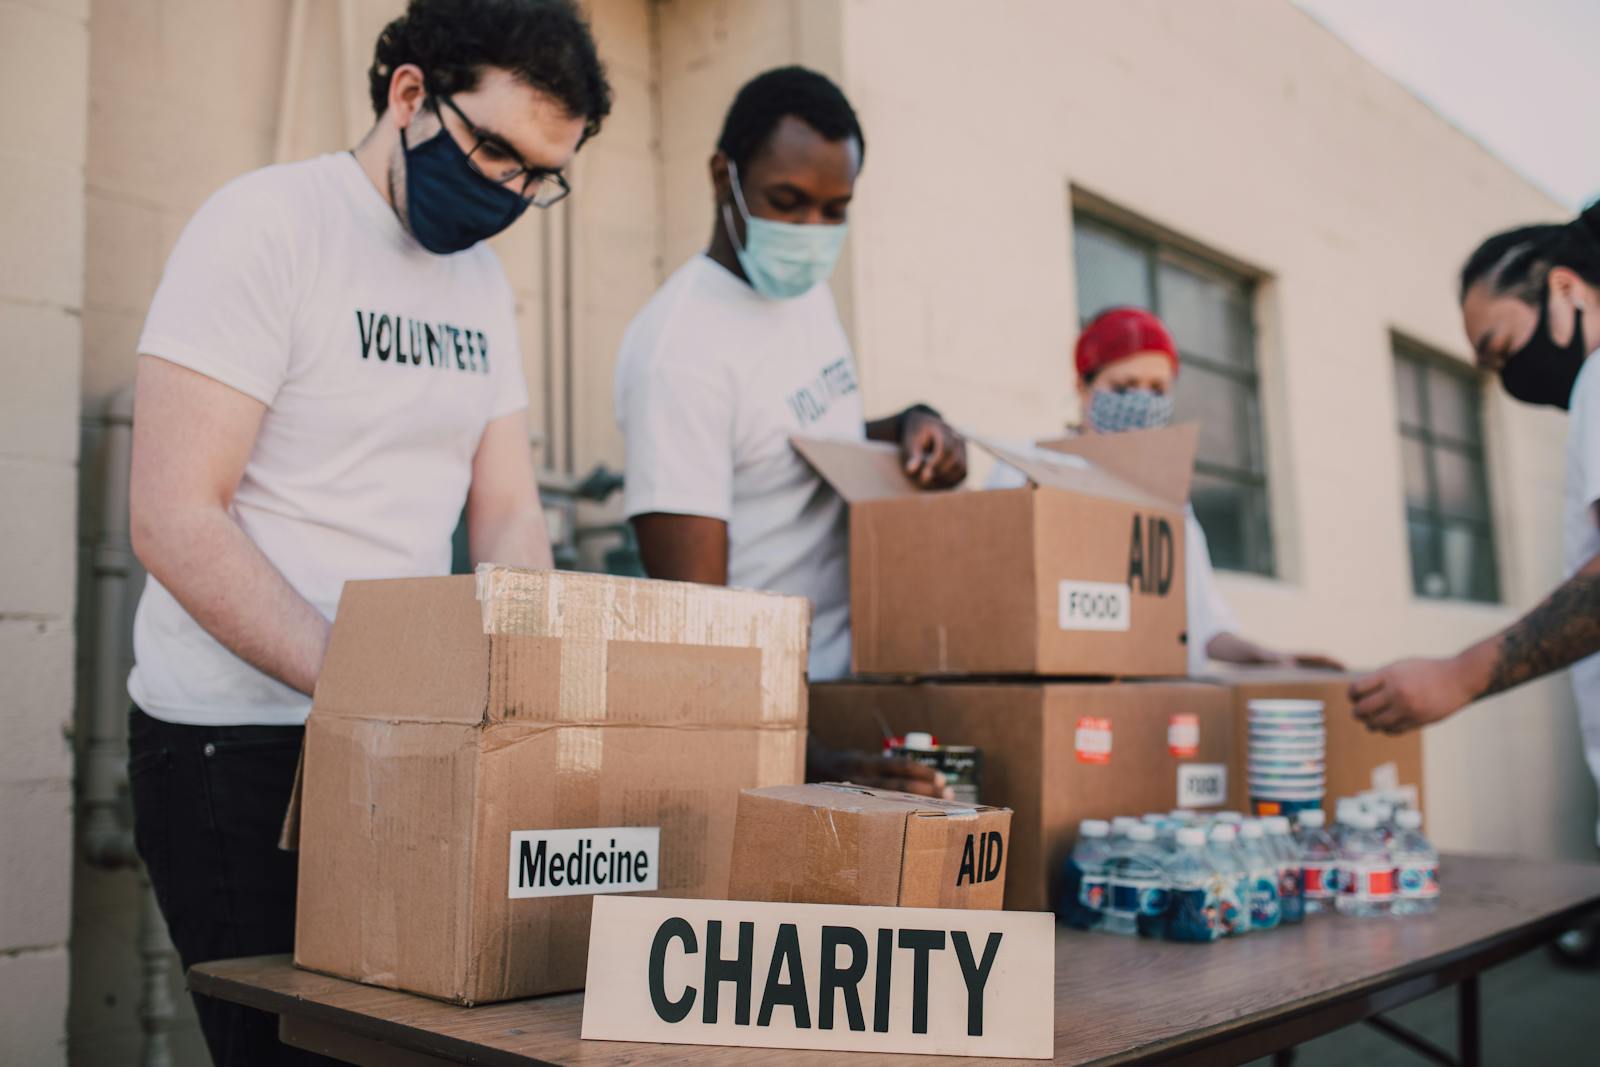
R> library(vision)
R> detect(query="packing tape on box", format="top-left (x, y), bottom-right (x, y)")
top-left (474, 564), bottom-right (809, 725)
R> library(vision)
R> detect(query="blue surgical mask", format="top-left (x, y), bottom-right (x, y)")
top-left (401, 107), bottom-right (529, 255)
top-left (723, 160), bottom-right (848, 299)
top-left (1087, 388), bottom-right (1174, 434)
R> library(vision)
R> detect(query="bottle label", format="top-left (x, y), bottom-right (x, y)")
top-left (1343, 862), bottom-right (1396, 901)
top-left (1167, 886), bottom-right (1221, 941)
top-left (1302, 861), bottom-right (1336, 899)
top-left (1248, 873), bottom-right (1281, 928)
top-left (1108, 877), bottom-right (1168, 917)
top-left (1277, 864), bottom-right (1302, 899)
top-left (1214, 879), bottom-right (1246, 936)
top-left (1397, 863), bottom-right (1439, 899)
top-left (1078, 874), bottom-right (1108, 911)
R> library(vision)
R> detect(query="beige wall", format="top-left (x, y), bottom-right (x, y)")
top-left (1, 0), bottom-right (85, 1063)
top-left (830, 0), bottom-right (1593, 860)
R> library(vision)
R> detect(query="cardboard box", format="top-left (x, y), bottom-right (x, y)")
top-left (1218, 671), bottom-right (1425, 816)
top-left (792, 424), bottom-right (1199, 679)
top-left (729, 783), bottom-right (1013, 910)
top-left (809, 679), bottom-right (1233, 911)
top-left (294, 566), bottom-right (809, 1004)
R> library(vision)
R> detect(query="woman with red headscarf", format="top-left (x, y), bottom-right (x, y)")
top-left (993, 306), bottom-right (1342, 675)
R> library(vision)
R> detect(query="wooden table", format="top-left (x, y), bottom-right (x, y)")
top-left (189, 854), bottom-right (1600, 1066)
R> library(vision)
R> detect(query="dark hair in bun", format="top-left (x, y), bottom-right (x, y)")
top-left (1459, 200), bottom-right (1600, 305)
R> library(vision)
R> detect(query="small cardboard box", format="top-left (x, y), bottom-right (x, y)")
top-left (1219, 671), bottom-right (1425, 816)
top-left (809, 679), bottom-right (1233, 911)
top-left (294, 566), bottom-right (809, 1004)
top-left (729, 783), bottom-right (1013, 910)
top-left (792, 424), bottom-right (1198, 679)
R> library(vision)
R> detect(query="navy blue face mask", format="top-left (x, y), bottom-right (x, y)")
top-left (400, 109), bottom-right (529, 255)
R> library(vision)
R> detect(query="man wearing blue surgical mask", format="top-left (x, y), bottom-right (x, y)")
top-left (615, 66), bottom-right (964, 797)
top-left (124, 3), bottom-right (610, 1061)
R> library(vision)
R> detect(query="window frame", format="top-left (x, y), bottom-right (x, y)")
top-left (1392, 336), bottom-right (1501, 604)
top-left (1072, 211), bottom-right (1275, 575)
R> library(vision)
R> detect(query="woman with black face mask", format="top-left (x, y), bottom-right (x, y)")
top-left (1352, 204), bottom-right (1600, 849)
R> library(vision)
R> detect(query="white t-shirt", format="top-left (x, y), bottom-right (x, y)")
top-left (987, 453), bottom-right (1237, 676)
top-left (615, 255), bottom-right (864, 680)
top-left (129, 152), bottom-right (528, 726)
top-left (1562, 354), bottom-right (1600, 797)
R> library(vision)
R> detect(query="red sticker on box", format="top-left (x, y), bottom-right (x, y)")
top-left (1168, 713), bottom-right (1200, 758)
top-left (1075, 716), bottom-right (1112, 764)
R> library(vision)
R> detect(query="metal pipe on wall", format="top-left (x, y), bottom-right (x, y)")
top-left (81, 385), bottom-right (177, 1067)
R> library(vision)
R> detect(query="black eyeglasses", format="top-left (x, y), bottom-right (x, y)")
top-left (434, 94), bottom-right (571, 209)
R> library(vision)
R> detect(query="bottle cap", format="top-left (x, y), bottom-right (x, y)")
top-left (1128, 824), bottom-right (1157, 842)
top-left (1209, 823), bottom-right (1237, 843)
top-left (1177, 827), bottom-right (1207, 848)
top-left (1298, 809), bottom-right (1326, 828)
top-left (1216, 811), bottom-right (1244, 823)
top-left (1111, 816), bottom-right (1139, 834)
top-left (1141, 813), bottom-right (1167, 824)
top-left (1080, 819), bottom-right (1110, 837)
top-left (1395, 809), bottom-right (1422, 830)
top-left (1169, 809), bottom-right (1195, 821)
top-left (902, 731), bottom-right (935, 749)
top-left (1349, 811), bottom-right (1378, 831)
top-left (1240, 820), bottom-right (1265, 838)
top-left (1263, 815), bottom-right (1292, 834)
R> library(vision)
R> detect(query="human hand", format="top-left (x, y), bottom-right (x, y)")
top-left (832, 751), bottom-right (954, 800)
top-left (1349, 656), bottom-right (1474, 734)
top-left (1285, 652), bottom-right (1346, 672)
top-left (900, 411), bottom-right (966, 489)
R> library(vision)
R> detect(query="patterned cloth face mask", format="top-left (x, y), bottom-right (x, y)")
top-left (1087, 388), bottom-right (1175, 434)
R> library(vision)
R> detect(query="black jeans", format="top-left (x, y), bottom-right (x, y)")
top-left (128, 707), bottom-right (342, 1066)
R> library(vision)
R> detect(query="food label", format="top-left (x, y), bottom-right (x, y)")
top-left (1176, 763), bottom-right (1227, 808)
top-left (1167, 713), bottom-right (1200, 757)
top-left (1075, 717), bottom-right (1112, 764)
top-left (1058, 580), bottom-right (1131, 632)
top-left (508, 827), bottom-right (660, 899)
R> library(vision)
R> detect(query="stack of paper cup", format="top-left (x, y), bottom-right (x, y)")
top-left (1247, 698), bottom-right (1325, 817)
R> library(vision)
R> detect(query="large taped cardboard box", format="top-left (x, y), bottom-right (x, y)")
top-left (792, 424), bottom-right (1198, 679)
top-left (729, 783), bottom-right (1013, 910)
top-left (294, 566), bottom-right (809, 1004)
top-left (809, 679), bottom-right (1233, 911)
top-left (1218, 671), bottom-right (1424, 816)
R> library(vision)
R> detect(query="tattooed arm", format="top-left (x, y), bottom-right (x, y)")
top-left (1349, 549), bottom-right (1600, 734)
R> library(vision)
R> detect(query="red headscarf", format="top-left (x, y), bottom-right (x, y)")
top-left (1075, 307), bottom-right (1179, 380)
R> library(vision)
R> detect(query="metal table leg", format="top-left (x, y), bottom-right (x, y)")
top-left (1458, 976), bottom-right (1480, 1067)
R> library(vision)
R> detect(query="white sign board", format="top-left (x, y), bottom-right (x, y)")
top-left (581, 896), bottom-right (1054, 1059)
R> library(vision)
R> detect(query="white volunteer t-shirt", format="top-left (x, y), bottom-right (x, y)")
top-left (1562, 353), bottom-right (1600, 832)
top-left (615, 255), bottom-right (864, 680)
top-left (987, 451), bottom-right (1237, 676)
top-left (129, 152), bottom-right (528, 727)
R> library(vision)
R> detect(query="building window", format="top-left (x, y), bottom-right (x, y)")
top-left (1072, 213), bottom-right (1274, 575)
top-left (1393, 339), bottom-right (1499, 602)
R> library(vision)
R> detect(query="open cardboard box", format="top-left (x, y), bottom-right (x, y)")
top-left (291, 566), bottom-right (810, 1004)
top-left (793, 423), bottom-right (1199, 678)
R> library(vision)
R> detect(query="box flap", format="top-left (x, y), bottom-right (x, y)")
top-left (761, 782), bottom-right (996, 817)
top-left (312, 576), bottom-right (489, 725)
top-left (790, 436), bottom-right (931, 503)
top-left (969, 434), bottom-right (1177, 512)
top-left (1034, 422), bottom-right (1200, 506)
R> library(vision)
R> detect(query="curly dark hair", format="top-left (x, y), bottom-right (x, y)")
top-left (1460, 202), bottom-right (1600, 305)
top-left (716, 66), bottom-right (864, 172)
top-left (369, 0), bottom-right (612, 144)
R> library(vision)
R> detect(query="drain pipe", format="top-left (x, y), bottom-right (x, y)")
top-left (81, 384), bottom-right (176, 1067)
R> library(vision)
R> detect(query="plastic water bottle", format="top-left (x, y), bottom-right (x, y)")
top-left (1105, 824), bottom-right (1169, 936)
top-left (1263, 815), bottom-right (1303, 924)
top-left (1296, 809), bottom-right (1340, 915)
top-left (1110, 815), bottom-right (1139, 845)
top-left (1206, 823), bottom-right (1250, 936)
top-left (1164, 827), bottom-right (1222, 943)
top-left (1239, 821), bottom-right (1282, 930)
top-left (1059, 819), bottom-right (1112, 929)
top-left (1390, 809), bottom-right (1440, 916)
top-left (1337, 811), bottom-right (1395, 918)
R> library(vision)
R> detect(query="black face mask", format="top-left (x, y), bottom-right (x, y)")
top-left (1500, 285), bottom-right (1588, 410)
top-left (400, 112), bottom-right (528, 255)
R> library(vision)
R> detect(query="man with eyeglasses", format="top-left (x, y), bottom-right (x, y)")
top-left (124, 3), bottom-right (609, 1062)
